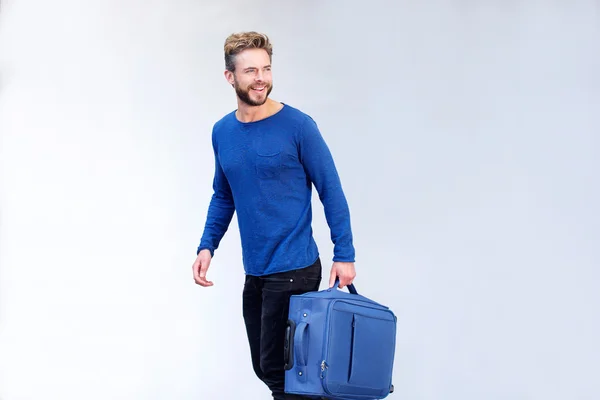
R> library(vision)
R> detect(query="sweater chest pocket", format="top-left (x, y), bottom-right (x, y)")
top-left (255, 151), bottom-right (282, 180)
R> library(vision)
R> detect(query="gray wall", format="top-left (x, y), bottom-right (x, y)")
top-left (0, 1), bottom-right (598, 399)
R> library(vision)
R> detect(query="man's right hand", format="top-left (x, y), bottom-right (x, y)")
top-left (193, 249), bottom-right (213, 287)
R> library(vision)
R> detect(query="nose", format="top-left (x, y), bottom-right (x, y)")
top-left (255, 69), bottom-right (264, 82)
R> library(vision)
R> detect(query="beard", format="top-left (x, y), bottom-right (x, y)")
top-left (234, 78), bottom-right (273, 106)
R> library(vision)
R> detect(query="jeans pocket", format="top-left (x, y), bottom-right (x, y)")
top-left (262, 276), bottom-right (293, 292)
top-left (303, 276), bottom-right (321, 291)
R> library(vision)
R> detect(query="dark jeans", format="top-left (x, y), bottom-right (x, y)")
top-left (243, 257), bottom-right (322, 400)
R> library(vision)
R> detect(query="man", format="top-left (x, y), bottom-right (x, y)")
top-left (192, 31), bottom-right (356, 399)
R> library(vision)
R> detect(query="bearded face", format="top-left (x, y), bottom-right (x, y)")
top-left (234, 74), bottom-right (273, 107)
top-left (227, 48), bottom-right (274, 107)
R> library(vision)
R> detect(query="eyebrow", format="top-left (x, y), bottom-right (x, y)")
top-left (244, 65), bottom-right (271, 71)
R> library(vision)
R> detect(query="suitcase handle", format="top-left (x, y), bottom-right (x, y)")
top-left (283, 319), bottom-right (309, 370)
top-left (332, 278), bottom-right (358, 295)
top-left (293, 322), bottom-right (309, 366)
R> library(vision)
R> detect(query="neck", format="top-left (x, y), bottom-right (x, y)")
top-left (236, 98), bottom-right (283, 123)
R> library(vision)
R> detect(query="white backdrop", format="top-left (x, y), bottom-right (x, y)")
top-left (1, 1), bottom-right (599, 399)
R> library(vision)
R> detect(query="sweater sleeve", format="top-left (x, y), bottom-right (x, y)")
top-left (197, 130), bottom-right (236, 256)
top-left (299, 116), bottom-right (356, 262)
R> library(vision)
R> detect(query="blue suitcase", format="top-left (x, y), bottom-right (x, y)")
top-left (284, 279), bottom-right (397, 399)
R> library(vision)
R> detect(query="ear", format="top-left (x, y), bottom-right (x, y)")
top-left (224, 70), bottom-right (235, 86)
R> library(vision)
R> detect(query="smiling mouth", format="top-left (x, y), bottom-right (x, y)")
top-left (252, 86), bottom-right (266, 92)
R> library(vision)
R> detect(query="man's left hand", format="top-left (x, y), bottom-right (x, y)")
top-left (329, 261), bottom-right (356, 289)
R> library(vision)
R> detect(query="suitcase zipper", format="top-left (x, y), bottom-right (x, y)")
top-left (321, 300), bottom-right (346, 397)
top-left (319, 300), bottom-right (336, 394)
top-left (320, 360), bottom-right (328, 378)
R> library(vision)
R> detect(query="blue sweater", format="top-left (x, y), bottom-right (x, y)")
top-left (197, 103), bottom-right (355, 276)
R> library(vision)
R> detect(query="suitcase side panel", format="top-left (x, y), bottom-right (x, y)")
top-left (284, 296), bottom-right (329, 397)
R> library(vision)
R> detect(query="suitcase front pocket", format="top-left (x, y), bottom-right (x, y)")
top-left (321, 300), bottom-right (396, 399)
top-left (348, 314), bottom-right (396, 388)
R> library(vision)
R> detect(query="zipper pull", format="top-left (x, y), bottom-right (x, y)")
top-left (320, 360), bottom-right (328, 378)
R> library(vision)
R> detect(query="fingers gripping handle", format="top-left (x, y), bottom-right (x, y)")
top-left (333, 278), bottom-right (358, 295)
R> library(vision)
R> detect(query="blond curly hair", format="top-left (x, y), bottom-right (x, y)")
top-left (224, 31), bottom-right (273, 72)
